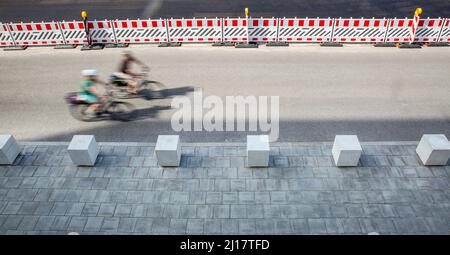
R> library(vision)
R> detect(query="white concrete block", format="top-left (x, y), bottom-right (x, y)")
top-left (247, 135), bottom-right (270, 167)
top-left (332, 135), bottom-right (362, 167)
top-left (67, 135), bottom-right (98, 166)
top-left (155, 135), bottom-right (181, 167)
top-left (0, 134), bottom-right (20, 165)
top-left (416, 134), bottom-right (450, 166)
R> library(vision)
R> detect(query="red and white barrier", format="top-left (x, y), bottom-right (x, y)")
top-left (167, 18), bottom-right (222, 43)
top-left (332, 18), bottom-right (389, 43)
top-left (223, 18), bottom-right (248, 42)
top-left (7, 22), bottom-right (65, 46)
top-left (88, 20), bottom-right (116, 44)
top-left (0, 23), bottom-right (15, 47)
top-left (248, 18), bottom-right (278, 42)
top-left (414, 18), bottom-right (443, 42)
top-left (59, 21), bottom-right (88, 45)
top-left (385, 18), bottom-right (413, 43)
top-left (438, 18), bottom-right (450, 42)
top-left (113, 19), bottom-right (168, 43)
top-left (277, 18), bottom-right (333, 42)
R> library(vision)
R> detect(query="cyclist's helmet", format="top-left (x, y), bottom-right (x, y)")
top-left (81, 69), bottom-right (98, 77)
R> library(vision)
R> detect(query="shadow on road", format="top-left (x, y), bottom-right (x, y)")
top-left (133, 105), bottom-right (171, 120)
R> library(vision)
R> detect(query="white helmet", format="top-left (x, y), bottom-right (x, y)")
top-left (81, 69), bottom-right (98, 77)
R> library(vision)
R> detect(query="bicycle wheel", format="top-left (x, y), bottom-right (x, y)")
top-left (109, 101), bottom-right (136, 121)
top-left (139, 80), bottom-right (166, 99)
top-left (69, 104), bottom-right (96, 122)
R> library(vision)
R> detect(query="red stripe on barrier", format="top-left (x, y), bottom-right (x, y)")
top-left (309, 20), bottom-right (314, 26)
top-left (188, 38), bottom-right (194, 41)
top-left (343, 20), bottom-right (349, 27)
top-left (145, 39), bottom-right (150, 42)
top-left (152, 21), bottom-right (158, 27)
top-left (142, 21), bottom-right (147, 27)
top-left (418, 20), bottom-right (425, 26)
top-left (26, 24), bottom-right (32, 30)
top-left (98, 22), bottom-right (104, 29)
top-left (319, 20), bottom-right (325, 27)
top-left (263, 20), bottom-right (269, 26)
top-left (361, 38), bottom-right (367, 41)
top-left (135, 39), bottom-right (140, 42)
top-left (253, 20), bottom-right (258, 26)
top-left (122, 21), bottom-right (128, 28)
top-left (232, 20), bottom-right (238, 26)
top-left (187, 20), bottom-right (192, 27)
top-left (364, 20), bottom-right (370, 27)
top-left (207, 20), bottom-right (213, 27)
top-left (45, 24), bottom-right (52, 30)
top-left (197, 20), bottom-right (203, 27)
top-left (286, 38), bottom-right (292, 41)
top-left (16, 24), bottom-right (23, 31)
top-left (208, 38), bottom-right (214, 41)
top-left (88, 23), bottom-right (94, 29)
top-left (125, 39), bottom-right (130, 42)
top-left (132, 21), bottom-right (138, 28)
top-left (408, 20), bottom-right (413, 26)
top-left (398, 20), bottom-right (404, 26)
top-left (374, 20), bottom-right (380, 27)
top-left (176, 20), bottom-right (182, 27)
top-left (198, 38), bottom-right (204, 41)
top-left (298, 20), bottom-right (304, 26)
top-left (354, 20), bottom-right (360, 27)
top-left (78, 23), bottom-right (84, 29)
top-left (155, 38), bottom-right (160, 42)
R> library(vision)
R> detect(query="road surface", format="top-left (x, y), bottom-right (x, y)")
top-left (0, 0), bottom-right (448, 22)
top-left (0, 44), bottom-right (449, 142)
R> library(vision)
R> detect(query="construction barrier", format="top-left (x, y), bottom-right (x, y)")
top-left (88, 20), bottom-right (116, 44)
top-left (7, 22), bottom-right (65, 46)
top-left (167, 18), bottom-right (222, 43)
top-left (438, 18), bottom-right (450, 42)
top-left (0, 23), bottom-right (15, 47)
top-left (414, 18), bottom-right (443, 42)
top-left (332, 18), bottom-right (389, 43)
top-left (385, 18), bottom-right (413, 43)
top-left (113, 19), bottom-right (168, 43)
top-left (277, 18), bottom-right (334, 42)
top-left (223, 18), bottom-right (248, 42)
top-left (59, 21), bottom-right (88, 45)
top-left (248, 18), bottom-right (278, 42)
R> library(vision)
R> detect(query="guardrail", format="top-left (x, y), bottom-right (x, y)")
top-left (1, 16), bottom-right (449, 49)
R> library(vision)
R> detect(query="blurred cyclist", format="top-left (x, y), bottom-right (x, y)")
top-left (116, 51), bottom-right (149, 94)
top-left (78, 69), bottom-right (107, 118)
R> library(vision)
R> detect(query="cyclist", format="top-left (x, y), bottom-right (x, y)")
top-left (116, 51), bottom-right (149, 94)
top-left (78, 69), bottom-right (107, 118)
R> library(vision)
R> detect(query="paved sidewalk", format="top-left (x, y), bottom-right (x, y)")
top-left (0, 141), bottom-right (449, 235)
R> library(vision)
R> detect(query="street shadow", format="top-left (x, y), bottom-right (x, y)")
top-left (139, 84), bottom-right (196, 101)
top-left (132, 105), bottom-right (171, 120)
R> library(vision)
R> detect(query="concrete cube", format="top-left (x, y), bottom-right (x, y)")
top-left (416, 134), bottom-right (450, 166)
top-left (155, 135), bottom-right (181, 167)
top-left (332, 135), bottom-right (362, 167)
top-left (0, 134), bottom-right (20, 165)
top-left (67, 135), bottom-right (98, 166)
top-left (247, 135), bottom-right (270, 167)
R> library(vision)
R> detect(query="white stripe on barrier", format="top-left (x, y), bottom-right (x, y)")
top-left (277, 18), bottom-right (333, 42)
top-left (0, 23), bottom-right (15, 47)
top-left (60, 21), bottom-right (88, 45)
top-left (415, 18), bottom-right (444, 42)
top-left (248, 18), bottom-right (278, 42)
top-left (7, 22), bottom-right (65, 46)
top-left (385, 18), bottom-right (413, 43)
top-left (223, 18), bottom-right (248, 42)
top-left (167, 18), bottom-right (222, 42)
top-left (113, 19), bottom-right (168, 43)
top-left (438, 18), bottom-right (450, 42)
top-left (332, 18), bottom-right (389, 43)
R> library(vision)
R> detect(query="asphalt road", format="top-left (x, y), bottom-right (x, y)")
top-left (0, 0), bottom-right (449, 23)
top-left (0, 45), bottom-right (449, 142)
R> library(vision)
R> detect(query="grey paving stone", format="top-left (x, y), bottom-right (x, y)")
top-left (98, 203), bottom-right (117, 217)
top-left (247, 205), bottom-right (264, 219)
top-left (33, 202), bottom-right (54, 216)
top-left (2, 201), bottom-right (23, 215)
top-left (308, 219), bottom-right (327, 234)
top-left (238, 219), bottom-right (256, 234)
top-left (291, 219), bottom-right (309, 234)
top-left (81, 203), bottom-right (100, 216)
top-left (346, 204), bottom-right (365, 217)
top-left (163, 205), bottom-right (180, 218)
top-left (134, 218), bottom-right (153, 233)
top-left (67, 216), bottom-right (87, 232)
top-left (423, 217), bottom-right (450, 234)
top-left (270, 192), bottom-right (287, 204)
top-left (255, 192), bottom-right (271, 204)
top-left (118, 217), bottom-right (137, 233)
top-left (66, 203), bottom-right (84, 216)
top-left (114, 204), bottom-right (132, 217)
top-left (263, 205), bottom-right (280, 218)
top-left (50, 216), bottom-right (70, 231)
top-left (360, 218), bottom-right (396, 234)
top-left (50, 202), bottom-right (71, 216)
top-left (341, 218), bottom-right (363, 234)
top-left (393, 218), bottom-right (431, 234)
top-left (17, 202), bottom-right (39, 215)
top-left (186, 219), bottom-right (204, 234)
top-left (101, 217), bottom-right (120, 232)
top-left (17, 215), bottom-right (39, 231)
top-left (206, 192), bottom-right (222, 204)
top-left (214, 179), bottom-right (230, 191)
top-left (230, 180), bottom-right (246, 191)
top-left (146, 204), bottom-right (164, 218)
top-left (169, 219), bottom-right (187, 234)
top-left (275, 219), bottom-right (292, 234)
top-left (130, 204), bottom-right (146, 218)
top-left (34, 216), bottom-right (55, 231)
top-left (170, 191), bottom-right (189, 204)
top-left (213, 205), bottom-right (230, 219)
top-left (179, 205), bottom-right (197, 219)
top-left (230, 205), bottom-right (247, 219)
top-left (189, 191), bottom-right (206, 204)
top-left (238, 192), bottom-right (255, 204)
top-left (255, 219), bottom-right (275, 234)
top-left (151, 218), bottom-right (170, 234)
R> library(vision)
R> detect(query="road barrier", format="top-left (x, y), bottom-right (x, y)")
top-left (438, 18), bottom-right (450, 42)
top-left (414, 18), bottom-right (444, 42)
top-left (331, 18), bottom-right (389, 43)
top-left (7, 21), bottom-right (65, 46)
top-left (113, 19), bottom-right (168, 43)
top-left (277, 18), bottom-right (334, 42)
top-left (167, 18), bottom-right (222, 43)
top-left (248, 18), bottom-right (278, 42)
top-left (0, 23), bottom-right (15, 47)
top-left (1, 16), bottom-right (450, 48)
top-left (385, 18), bottom-right (414, 43)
